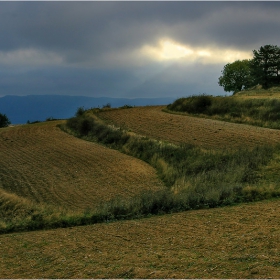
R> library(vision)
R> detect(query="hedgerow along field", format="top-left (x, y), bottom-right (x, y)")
top-left (166, 93), bottom-right (280, 129)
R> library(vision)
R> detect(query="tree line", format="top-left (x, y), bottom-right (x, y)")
top-left (218, 44), bottom-right (280, 94)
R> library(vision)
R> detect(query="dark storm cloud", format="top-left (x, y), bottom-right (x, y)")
top-left (2, 1), bottom-right (280, 64)
top-left (195, 2), bottom-right (280, 50)
top-left (0, 2), bottom-right (280, 98)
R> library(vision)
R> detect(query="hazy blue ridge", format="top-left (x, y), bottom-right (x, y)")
top-left (0, 95), bottom-right (175, 124)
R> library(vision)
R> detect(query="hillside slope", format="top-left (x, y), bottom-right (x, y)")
top-left (0, 121), bottom-right (165, 210)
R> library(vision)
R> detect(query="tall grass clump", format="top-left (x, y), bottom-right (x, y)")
top-left (0, 187), bottom-right (114, 234)
top-left (0, 188), bottom-right (68, 233)
top-left (166, 95), bottom-right (280, 129)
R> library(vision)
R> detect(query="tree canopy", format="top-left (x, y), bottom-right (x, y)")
top-left (219, 44), bottom-right (280, 93)
top-left (251, 45), bottom-right (280, 89)
top-left (218, 59), bottom-right (253, 93)
top-left (0, 113), bottom-right (11, 128)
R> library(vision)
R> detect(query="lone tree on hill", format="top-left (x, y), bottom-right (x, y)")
top-left (0, 113), bottom-right (11, 128)
top-left (218, 59), bottom-right (254, 93)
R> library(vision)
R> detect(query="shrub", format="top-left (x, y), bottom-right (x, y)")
top-left (167, 95), bottom-right (280, 129)
top-left (46, 117), bottom-right (58, 121)
top-left (120, 104), bottom-right (133, 109)
top-left (75, 106), bottom-right (86, 117)
top-left (0, 113), bottom-right (11, 127)
top-left (102, 103), bottom-right (111, 109)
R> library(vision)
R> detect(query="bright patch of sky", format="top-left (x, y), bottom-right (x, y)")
top-left (141, 39), bottom-right (252, 64)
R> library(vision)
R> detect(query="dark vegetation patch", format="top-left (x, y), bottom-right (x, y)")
top-left (166, 95), bottom-right (280, 129)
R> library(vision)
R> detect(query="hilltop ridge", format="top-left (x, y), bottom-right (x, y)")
top-left (234, 85), bottom-right (280, 98)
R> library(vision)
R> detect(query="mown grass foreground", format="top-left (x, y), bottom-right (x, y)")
top-left (1, 198), bottom-right (279, 278)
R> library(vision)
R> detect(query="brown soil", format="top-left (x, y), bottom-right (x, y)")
top-left (97, 106), bottom-right (280, 149)
top-left (0, 198), bottom-right (279, 278)
top-left (0, 121), bottom-right (165, 210)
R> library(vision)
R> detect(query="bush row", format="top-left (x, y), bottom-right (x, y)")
top-left (167, 95), bottom-right (280, 128)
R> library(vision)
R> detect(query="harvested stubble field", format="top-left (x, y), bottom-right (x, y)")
top-left (97, 106), bottom-right (280, 149)
top-left (0, 199), bottom-right (279, 278)
top-left (0, 121), bottom-right (165, 210)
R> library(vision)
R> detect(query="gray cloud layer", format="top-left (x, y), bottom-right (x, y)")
top-left (0, 2), bottom-right (280, 98)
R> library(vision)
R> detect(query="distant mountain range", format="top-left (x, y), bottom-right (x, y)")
top-left (0, 95), bottom-right (176, 124)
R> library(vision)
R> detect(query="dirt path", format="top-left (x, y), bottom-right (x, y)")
top-left (0, 121), bottom-right (165, 210)
top-left (98, 106), bottom-right (280, 149)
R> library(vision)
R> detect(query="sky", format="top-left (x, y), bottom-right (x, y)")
top-left (1, 1), bottom-right (280, 99)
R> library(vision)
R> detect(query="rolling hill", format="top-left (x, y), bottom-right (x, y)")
top-left (1, 91), bottom-right (280, 278)
top-left (0, 120), bottom-right (164, 211)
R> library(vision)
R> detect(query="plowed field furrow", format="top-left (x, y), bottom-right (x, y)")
top-left (98, 106), bottom-right (280, 149)
top-left (0, 150), bottom-right (55, 202)
top-left (0, 121), bottom-right (165, 210)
